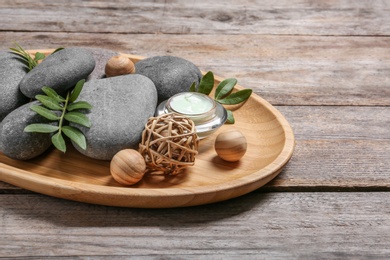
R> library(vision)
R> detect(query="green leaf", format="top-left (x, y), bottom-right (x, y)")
top-left (225, 110), bottom-right (235, 124)
top-left (52, 132), bottom-right (66, 153)
top-left (11, 42), bottom-right (27, 54)
top-left (215, 78), bottom-right (237, 100)
top-left (41, 87), bottom-right (65, 103)
top-left (52, 47), bottom-right (64, 54)
top-left (67, 101), bottom-right (92, 111)
top-left (64, 112), bottom-right (91, 127)
top-left (216, 89), bottom-right (252, 105)
top-left (197, 71), bottom-right (214, 95)
top-left (9, 49), bottom-right (30, 62)
top-left (62, 126), bottom-right (87, 150)
top-left (9, 47), bottom-right (23, 54)
top-left (10, 51), bottom-right (33, 70)
top-left (30, 105), bottom-right (60, 121)
top-left (69, 79), bottom-right (85, 102)
top-left (10, 43), bottom-right (37, 71)
top-left (35, 95), bottom-right (63, 110)
top-left (189, 82), bottom-right (196, 92)
top-left (34, 52), bottom-right (45, 61)
top-left (24, 123), bottom-right (59, 133)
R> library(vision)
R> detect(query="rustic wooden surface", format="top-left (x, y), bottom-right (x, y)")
top-left (1, 0), bottom-right (389, 258)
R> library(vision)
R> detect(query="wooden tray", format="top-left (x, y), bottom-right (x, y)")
top-left (0, 49), bottom-right (295, 208)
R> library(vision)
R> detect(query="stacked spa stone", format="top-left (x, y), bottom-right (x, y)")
top-left (0, 51), bottom-right (30, 122)
top-left (135, 56), bottom-right (202, 103)
top-left (0, 47), bottom-right (202, 161)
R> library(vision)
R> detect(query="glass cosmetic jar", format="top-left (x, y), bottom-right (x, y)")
top-left (155, 92), bottom-right (227, 139)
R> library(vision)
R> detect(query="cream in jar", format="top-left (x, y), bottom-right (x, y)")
top-left (156, 92), bottom-right (227, 138)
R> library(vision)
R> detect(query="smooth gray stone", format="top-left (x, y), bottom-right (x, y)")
top-left (71, 74), bottom-right (157, 160)
top-left (86, 48), bottom-right (118, 81)
top-left (0, 101), bottom-right (56, 160)
top-left (0, 51), bottom-right (30, 122)
top-left (19, 47), bottom-right (96, 98)
top-left (135, 55), bottom-right (202, 102)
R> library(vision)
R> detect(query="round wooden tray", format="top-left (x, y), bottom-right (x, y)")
top-left (0, 50), bottom-right (295, 208)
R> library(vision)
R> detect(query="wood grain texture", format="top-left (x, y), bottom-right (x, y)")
top-left (0, 0), bottom-right (389, 257)
top-left (1, 0), bottom-right (390, 36)
top-left (1, 32), bottom-right (389, 106)
top-left (280, 106), bottom-right (390, 141)
top-left (269, 139), bottom-right (390, 191)
top-left (1, 192), bottom-right (390, 258)
top-left (271, 106), bottom-right (390, 190)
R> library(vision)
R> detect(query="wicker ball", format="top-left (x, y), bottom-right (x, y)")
top-left (139, 113), bottom-right (199, 175)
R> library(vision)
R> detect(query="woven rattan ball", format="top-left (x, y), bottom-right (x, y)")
top-left (139, 113), bottom-right (199, 175)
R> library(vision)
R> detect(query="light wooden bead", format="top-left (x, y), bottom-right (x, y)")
top-left (215, 129), bottom-right (247, 162)
top-left (110, 149), bottom-right (146, 185)
top-left (105, 55), bottom-right (135, 77)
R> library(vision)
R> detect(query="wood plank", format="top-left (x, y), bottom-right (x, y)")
top-left (267, 139), bottom-right (390, 191)
top-left (1, 0), bottom-right (389, 36)
top-left (1, 1), bottom-right (387, 256)
top-left (1, 106), bottom-right (389, 192)
top-left (269, 106), bottom-right (390, 190)
top-left (279, 106), bottom-right (390, 141)
top-left (1, 32), bottom-right (389, 106)
top-left (1, 192), bottom-right (390, 258)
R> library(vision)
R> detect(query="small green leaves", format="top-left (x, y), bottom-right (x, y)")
top-left (35, 95), bottom-right (63, 110)
top-left (12, 43), bottom-right (91, 153)
top-left (189, 71), bottom-right (252, 124)
top-left (215, 78), bottom-right (237, 100)
top-left (24, 80), bottom-right (92, 153)
top-left (69, 79), bottom-right (85, 102)
top-left (30, 105), bottom-right (60, 121)
top-left (64, 112), bottom-right (92, 128)
top-left (24, 124), bottom-right (59, 133)
top-left (226, 110), bottom-right (235, 124)
top-left (10, 43), bottom-right (45, 71)
top-left (67, 101), bottom-right (93, 111)
top-left (52, 132), bottom-right (66, 153)
top-left (216, 89), bottom-right (253, 105)
top-left (189, 82), bottom-right (196, 92)
top-left (34, 52), bottom-right (45, 62)
top-left (62, 126), bottom-right (87, 150)
top-left (197, 71), bottom-right (214, 95)
top-left (42, 87), bottom-right (65, 103)
top-left (52, 47), bottom-right (64, 54)
top-left (10, 43), bottom-right (65, 72)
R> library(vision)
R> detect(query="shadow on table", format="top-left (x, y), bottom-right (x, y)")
top-left (5, 190), bottom-right (272, 228)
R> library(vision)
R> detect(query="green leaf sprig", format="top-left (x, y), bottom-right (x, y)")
top-left (10, 43), bottom-right (64, 71)
top-left (190, 71), bottom-right (252, 124)
top-left (24, 79), bottom-right (92, 153)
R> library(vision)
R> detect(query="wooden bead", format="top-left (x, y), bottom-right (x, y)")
top-left (215, 129), bottom-right (247, 162)
top-left (105, 55), bottom-right (135, 77)
top-left (110, 149), bottom-right (146, 185)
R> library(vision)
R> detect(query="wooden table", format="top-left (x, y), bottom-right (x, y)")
top-left (1, 1), bottom-right (389, 258)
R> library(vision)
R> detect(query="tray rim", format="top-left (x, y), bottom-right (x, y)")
top-left (0, 49), bottom-right (295, 208)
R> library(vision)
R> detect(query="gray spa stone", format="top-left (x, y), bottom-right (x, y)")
top-left (135, 55), bottom-right (202, 102)
top-left (0, 101), bottom-right (56, 160)
top-left (19, 47), bottom-right (96, 98)
top-left (86, 48), bottom-right (118, 81)
top-left (71, 74), bottom-right (157, 160)
top-left (0, 51), bottom-right (30, 122)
